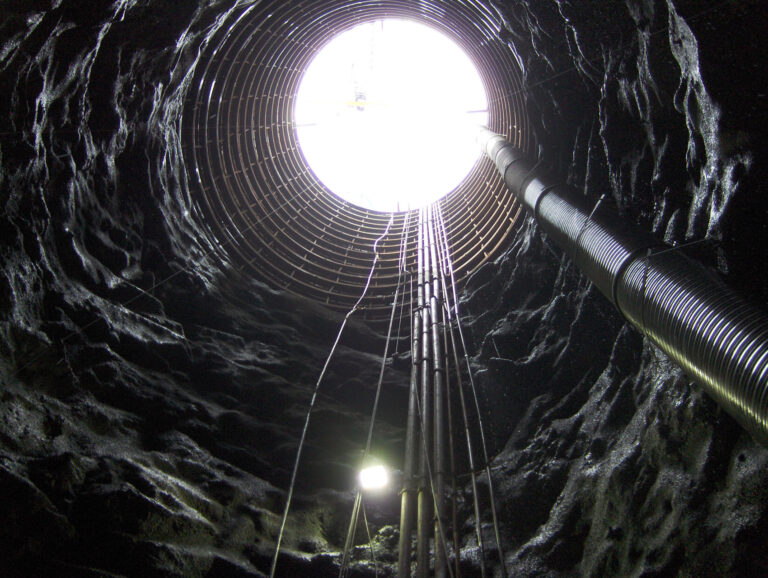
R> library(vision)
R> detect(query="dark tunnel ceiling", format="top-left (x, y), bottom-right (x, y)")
top-left (182, 0), bottom-right (532, 325)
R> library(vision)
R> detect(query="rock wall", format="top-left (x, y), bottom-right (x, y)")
top-left (466, 0), bottom-right (768, 575)
top-left (0, 0), bottom-right (766, 576)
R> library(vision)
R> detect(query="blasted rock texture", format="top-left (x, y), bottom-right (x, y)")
top-left (466, 0), bottom-right (768, 575)
top-left (0, 0), bottom-right (767, 577)
top-left (0, 3), bottom-right (407, 574)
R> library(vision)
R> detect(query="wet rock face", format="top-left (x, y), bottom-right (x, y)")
top-left (493, 0), bottom-right (766, 295)
top-left (0, 0), bottom-right (766, 577)
top-left (470, 0), bottom-right (768, 575)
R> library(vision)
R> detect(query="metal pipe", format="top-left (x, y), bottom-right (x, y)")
top-left (429, 206), bottom-right (448, 578)
top-left (416, 208), bottom-right (434, 578)
top-left (398, 274), bottom-right (420, 577)
top-left (478, 127), bottom-right (768, 446)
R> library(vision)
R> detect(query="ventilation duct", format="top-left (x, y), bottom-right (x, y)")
top-left (479, 128), bottom-right (768, 446)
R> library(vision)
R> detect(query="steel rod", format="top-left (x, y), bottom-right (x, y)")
top-left (339, 491), bottom-right (363, 576)
top-left (435, 206), bottom-right (463, 578)
top-left (436, 229), bottom-right (488, 578)
top-left (436, 203), bottom-right (506, 577)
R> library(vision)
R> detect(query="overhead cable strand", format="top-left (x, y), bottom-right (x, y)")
top-left (434, 207), bottom-right (487, 578)
top-left (428, 205), bottom-right (449, 577)
top-left (364, 213), bottom-right (410, 455)
top-left (439, 206), bottom-right (506, 574)
top-left (437, 205), bottom-right (507, 578)
top-left (398, 268), bottom-right (419, 577)
top-left (416, 206), bottom-right (433, 577)
top-left (271, 215), bottom-right (394, 578)
top-left (394, 214), bottom-right (411, 356)
top-left (394, 273), bottom-right (408, 356)
top-left (339, 491), bottom-right (363, 577)
top-left (434, 207), bottom-right (466, 578)
top-left (340, 213), bottom-right (408, 578)
top-left (443, 303), bottom-right (464, 578)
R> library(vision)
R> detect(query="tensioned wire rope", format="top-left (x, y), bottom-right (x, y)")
top-left (440, 282), bottom-right (463, 578)
top-left (334, 192), bottom-right (509, 578)
top-left (408, 201), bottom-right (508, 577)
top-left (338, 212), bottom-right (411, 577)
top-left (432, 202), bottom-right (488, 577)
top-left (330, 201), bottom-right (506, 576)
top-left (339, 205), bottom-right (490, 578)
top-left (435, 202), bottom-right (508, 577)
top-left (270, 213), bottom-right (394, 578)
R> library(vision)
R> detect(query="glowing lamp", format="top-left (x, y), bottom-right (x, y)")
top-left (359, 465), bottom-right (389, 490)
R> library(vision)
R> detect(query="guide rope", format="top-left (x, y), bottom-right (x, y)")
top-left (393, 212), bottom-right (411, 356)
top-left (270, 214), bottom-right (394, 578)
top-left (434, 207), bottom-right (487, 577)
top-left (435, 205), bottom-right (507, 578)
top-left (339, 213), bottom-right (409, 577)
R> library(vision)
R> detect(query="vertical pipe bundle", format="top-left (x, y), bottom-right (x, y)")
top-left (400, 206), bottom-right (452, 577)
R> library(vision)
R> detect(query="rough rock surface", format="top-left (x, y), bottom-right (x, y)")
top-left (0, 0), bottom-right (766, 577)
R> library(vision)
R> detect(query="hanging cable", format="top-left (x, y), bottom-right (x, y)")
top-left (434, 209), bottom-right (464, 578)
top-left (270, 215), bottom-right (394, 578)
top-left (439, 206), bottom-right (506, 569)
top-left (436, 206), bottom-right (507, 578)
top-left (394, 212), bottom-right (412, 356)
top-left (340, 214), bottom-right (409, 578)
top-left (416, 206), bottom-right (434, 578)
top-left (410, 206), bottom-right (456, 578)
top-left (434, 209), bottom-right (487, 578)
top-left (427, 205), bottom-right (449, 578)
top-left (446, 318), bottom-right (488, 576)
top-left (442, 302), bottom-right (463, 578)
top-left (362, 214), bottom-right (409, 457)
top-left (394, 268), bottom-right (409, 356)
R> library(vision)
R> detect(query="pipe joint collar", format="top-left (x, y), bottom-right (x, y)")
top-left (495, 144), bottom-right (527, 177)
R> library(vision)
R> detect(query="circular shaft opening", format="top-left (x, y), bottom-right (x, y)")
top-left (295, 19), bottom-right (488, 212)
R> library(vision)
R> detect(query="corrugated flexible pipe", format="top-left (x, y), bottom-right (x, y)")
top-left (477, 128), bottom-right (768, 445)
